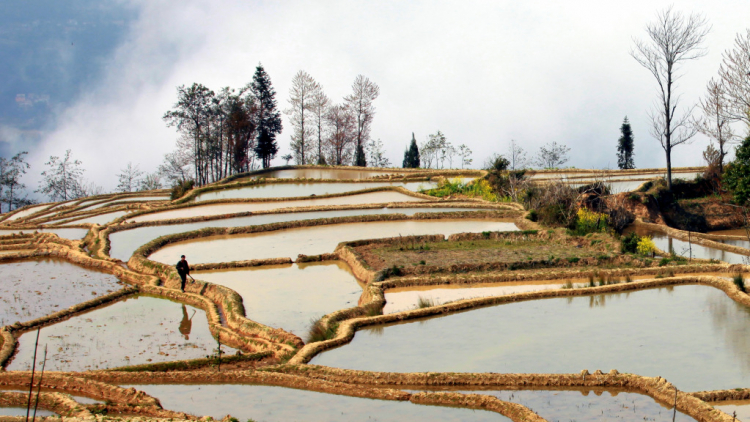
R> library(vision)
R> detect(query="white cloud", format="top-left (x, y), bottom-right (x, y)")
top-left (25, 0), bottom-right (750, 193)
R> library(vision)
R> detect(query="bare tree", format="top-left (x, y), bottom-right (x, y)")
top-left (139, 173), bottom-right (163, 191)
top-left (37, 150), bottom-right (86, 201)
top-left (458, 144), bottom-right (473, 169)
top-left (718, 29), bottom-right (750, 126)
top-left (310, 84), bottom-right (330, 164)
top-left (367, 138), bottom-right (391, 168)
top-left (159, 138), bottom-right (193, 185)
top-left (344, 75), bottom-right (379, 166)
top-left (535, 142), bottom-right (571, 169)
top-left (0, 151), bottom-right (29, 213)
top-left (325, 104), bottom-right (355, 165)
top-left (116, 162), bottom-right (144, 193)
top-left (694, 79), bottom-right (736, 173)
top-left (508, 139), bottom-right (529, 170)
top-left (631, 6), bottom-right (710, 190)
top-left (286, 70), bottom-right (319, 165)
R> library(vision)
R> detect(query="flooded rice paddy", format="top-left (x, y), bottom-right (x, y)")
top-left (112, 207), bottom-right (485, 261)
top-left (194, 181), bottom-right (439, 202)
top-left (1, 204), bottom-right (50, 222)
top-left (57, 210), bottom-right (129, 226)
top-left (412, 388), bottom-right (697, 422)
top-left (124, 384), bottom-right (506, 422)
top-left (0, 407), bottom-right (55, 417)
top-left (384, 280), bottom-right (567, 314)
top-left (313, 285), bottom-right (750, 392)
top-left (0, 258), bottom-right (124, 326)
top-left (150, 219), bottom-right (519, 265)
top-left (194, 261), bottom-right (362, 337)
top-left (627, 226), bottom-right (749, 264)
top-left (129, 190), bottom-right (426, 223)
top-left (714, 401), bottom-right (750, 421)
top-left (248, 168), bottom-right (410, 180)
top-left (6, 295), bottom-right (234, 372)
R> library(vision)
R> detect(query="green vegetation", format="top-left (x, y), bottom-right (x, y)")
top-left (307, 318), bottom-right (339, 343)
top-left (733, 273), bottom-right (747, 293)
top-left (417, 296), bottom-right (436, 308)
top-left (422, 177), bottom-right (499, 201)
top-left (572, 208), bottom-right (608, 236)
top-left (170, 179), bottom-right (195, 200)
top-left (724, 135), bottom-right (750, 204)
top-left (620, 232), bottom-right (640, 253)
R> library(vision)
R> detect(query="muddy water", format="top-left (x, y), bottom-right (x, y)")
top-left (411, 388), bottom-right (697, 422)
top-left (0, 407), bottom-right (55, 417)
top-left (714, 401), bottom-right (750, 421)
top-left (194, 181), bottom-right (438, 202)
top-left (111, 207), bottom-right (486, 262)
top-left (626, 226), bottom-right (749, 264)
top-left (58, 210), bottom-right (129, 226)
top-left (195, 261), bottom-right (363, 337)
top-left (130, 191), bottom-right (427, 223)
top-left (384, 280), bottom-right (568, 313)
top-left (123, 384), bottom-right (506, 422)
top-left (150, 220), bottom-right (519, 265)
top-left (312, 285), bottom-right (750, 392)
top-left (2, 204), bottom-right (49, 222)
top-left (250, 168), bottom-right (411, 180)
top-left (6, 295), bottom-right (235, 372)
top-left (567, 179), bottom-right (648, 193)
top-left (0, 228), bottom-right (88, 240)
top-left (706, 229), bottom-right (750, 250)
top-left (0, 258), bottom-right (124, 326)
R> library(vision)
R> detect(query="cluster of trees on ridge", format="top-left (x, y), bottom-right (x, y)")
top-left (3, 11), bottom-right (750, 212)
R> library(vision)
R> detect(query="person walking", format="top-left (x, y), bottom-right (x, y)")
top-left (176, 255), bottom-right (191, 292)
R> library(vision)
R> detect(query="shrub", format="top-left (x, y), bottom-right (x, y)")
top-left (307, 318), bottom-right (339, 343)
top-left (170, 179), bottom-right (195, 200)
top-left (526, 210), bottom-right (538, 222)
top-left (734, 273), bottom-right (747, 293)
top-left (636, 236), bottom-right (656, 256)
top-left (659, 257), bottom-right (671, 266)
top-left (620, 232), bottom-right (640, 253)
top-left (567, 257), bottom-right (580, 263)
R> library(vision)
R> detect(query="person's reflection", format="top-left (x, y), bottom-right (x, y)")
top-left (179, 305), bottom-right (195, 340)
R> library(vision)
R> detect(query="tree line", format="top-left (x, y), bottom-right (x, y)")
top-left (285, 71), bottom-right (380, 167)
top-left (162, 63), bottom-right (282, 186)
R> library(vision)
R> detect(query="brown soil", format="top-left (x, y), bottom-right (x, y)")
top-left (355, 231), bottom-right (619, 274)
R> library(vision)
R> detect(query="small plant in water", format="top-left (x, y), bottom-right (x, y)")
top-left (733, 273), bottom-right (747, 293)
top-left (416, 296), bottom-right (436, 309)
top-left (561, 280), bottom-right (574, 289)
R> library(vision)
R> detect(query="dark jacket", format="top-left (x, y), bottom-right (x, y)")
top-left (176, 259), bottom-right (190, 275)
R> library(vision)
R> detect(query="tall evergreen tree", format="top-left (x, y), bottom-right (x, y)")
top-left (402, 133), bottom-right (420, 168)
top-left (251, 64), bottom-right (282, 168)
top-left (354, 143), bottom-right (367, 167)
top-left (617, 117), bottom-right (636, 169)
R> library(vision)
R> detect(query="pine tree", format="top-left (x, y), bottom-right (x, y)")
top-left (354, 143), bottom-right (367, 167)
top-left (617, 117), bottom-right (635, 169)
top-left (251, 64), bottom-right (282, 168)
top-left (402, 133), bottom-right (420, 168)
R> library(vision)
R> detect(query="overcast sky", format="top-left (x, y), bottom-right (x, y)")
top-left (3, 0), bottom-right (750, 194)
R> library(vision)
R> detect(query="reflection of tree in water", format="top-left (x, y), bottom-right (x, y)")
top-left (706, 289), bottom-right (750, 374)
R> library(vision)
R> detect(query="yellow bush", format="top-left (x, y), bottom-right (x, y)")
top-left (636, 236), bottom-right (656, 256)
top-left (575, 208), bottom-right (608, 234)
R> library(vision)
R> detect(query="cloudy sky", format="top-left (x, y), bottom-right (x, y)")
top-left (2, 0), bottom-right (750, 195)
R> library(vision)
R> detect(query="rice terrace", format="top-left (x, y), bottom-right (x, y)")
top-left (4, 2), bottom-right (750, 421)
